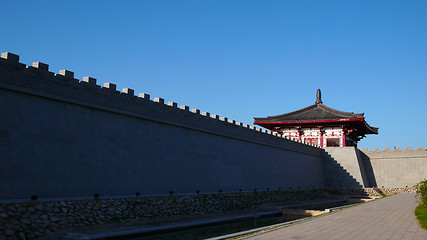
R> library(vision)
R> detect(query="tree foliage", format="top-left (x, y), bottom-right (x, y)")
top-left (415, 179), bottom-right (427, 206)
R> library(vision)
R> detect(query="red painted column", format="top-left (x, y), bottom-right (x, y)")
top-left (342, 133), bottom-right (346, 147)
top-left (341, 126), bottom-right (346, 147)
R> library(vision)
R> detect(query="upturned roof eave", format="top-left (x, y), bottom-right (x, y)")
top-left (254, 118), bottom-right (378, 135)
top-left (253, 103), bottom-right (364, 122)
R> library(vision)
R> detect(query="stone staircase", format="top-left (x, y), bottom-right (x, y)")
top-left (322, 150), bottom-right (363, 188)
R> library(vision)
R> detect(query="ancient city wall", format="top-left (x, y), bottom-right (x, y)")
top-left (0, 52), bottom-right (326, 201)
top-left (1, 52), bottom-right (426, 239)
top-left (359, 147), bottom-right (427, 187)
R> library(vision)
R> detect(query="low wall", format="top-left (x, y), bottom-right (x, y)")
top-left (359, 147), bottom-right (427, 187)
top-left (0, 188), bottom-right (411, 239)
top-left (323, 147), bottom-right (427, 188)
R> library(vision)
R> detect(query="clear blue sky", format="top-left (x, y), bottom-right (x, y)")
top-left (1, 1), bottom-right (426, 150)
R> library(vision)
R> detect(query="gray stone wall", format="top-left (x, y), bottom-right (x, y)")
top-left (359, 147), bottom-right (427, 187)
top-left (0, 52), bottom-right (325, 201)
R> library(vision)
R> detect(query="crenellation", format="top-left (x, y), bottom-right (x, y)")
top-left (362, 146), bottom-right (427, 157)
top-left (55, 70), bottom-right (78, 84)
top-left (360, 148), bottom-right (370, 154)
top-left (1, 52), bottom-right (19, 62)
top-left (362, 146), bottom-right (427, 155)
top-left (202, 112), bottom-right (210, 117)
top-left (220, 117), bottom-right (228, 122)
top-left (211, 114), bottom-right (219, 120)
top-left (249, 126), bottom-right (255, 130)
top-left (0, 52), bottom-right (26, 69)
top-left (236, 122), bottom-right (243, 126)
top-left (256, 127), bottom-right (261, 131)
top-left (382, 148), bottom-right (391, 152)
top-left (393, 147), bottom-right (402, 152)
top-left (180, 105), bottom-right (190, 111)
top-left (404, 147), bottom-right (414, 152)
top-left (243, 123), bottom-right (249, 128)
top-left (191, 109), bottom-right (200, 114)
top-left (27, 62), bottom-right (55, 78)
top-left (32, 62), bottom-right (49, 71)
top-left (167, 102), bottom-right (178, 108)
top-left (154, 97), bottom-right (164, 104)
top-left (416, 146), bottom-right (426, 151)
top-left (103, 83), bottom-right (117, 92)
top-left (122, 88), bottom-right (135, 96)
top-left (262, 129), bottom-right (267, 133)
top-left (82, 77), bottom-right (97, 85)
top-left (138, 93), bottom-right (150, 100)
top-left (228, 119), bottom-right (236, 124)
top-left (58, 69), bottom-right (74, 79)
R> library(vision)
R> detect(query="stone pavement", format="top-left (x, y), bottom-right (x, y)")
top-left (244, 193), bottom-right (426, 240)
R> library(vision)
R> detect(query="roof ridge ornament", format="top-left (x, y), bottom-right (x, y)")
top-left (315, 89), bottom-right (322, 104)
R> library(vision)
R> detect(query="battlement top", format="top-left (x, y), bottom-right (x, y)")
top-left (360, 146), bottom-right (426, 154)
top-left (0, 51), bottom-right (322, 149)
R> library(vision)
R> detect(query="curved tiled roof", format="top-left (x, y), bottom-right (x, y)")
top-left (254, 103), bottom-right (364, 122)
top-left (253, 89), bottom-right (378, 135)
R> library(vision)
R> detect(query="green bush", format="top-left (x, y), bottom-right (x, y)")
top-left (415, 179), bottom-right (427, 206)
top-left (415, 205), bottom-right (427, 230)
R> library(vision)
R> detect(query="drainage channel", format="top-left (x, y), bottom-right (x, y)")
top-left (62, 197), bottom-right (373, 240)
top-left (123, 213), bottom-right (298, 240)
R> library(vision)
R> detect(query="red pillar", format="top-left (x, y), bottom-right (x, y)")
top-left (342, 134), bottom-right (346, 147)
top-left (341, 126), bottom-right (346, 147)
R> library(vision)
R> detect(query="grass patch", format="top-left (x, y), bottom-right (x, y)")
top-left (415, 205), bottom-right (427, 230)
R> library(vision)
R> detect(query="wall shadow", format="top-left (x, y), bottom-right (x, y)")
top-left (358, 151), bottom-right (378, 187)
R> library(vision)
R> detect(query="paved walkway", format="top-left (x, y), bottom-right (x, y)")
top-left (244, 193), bottom-right (426, 240)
